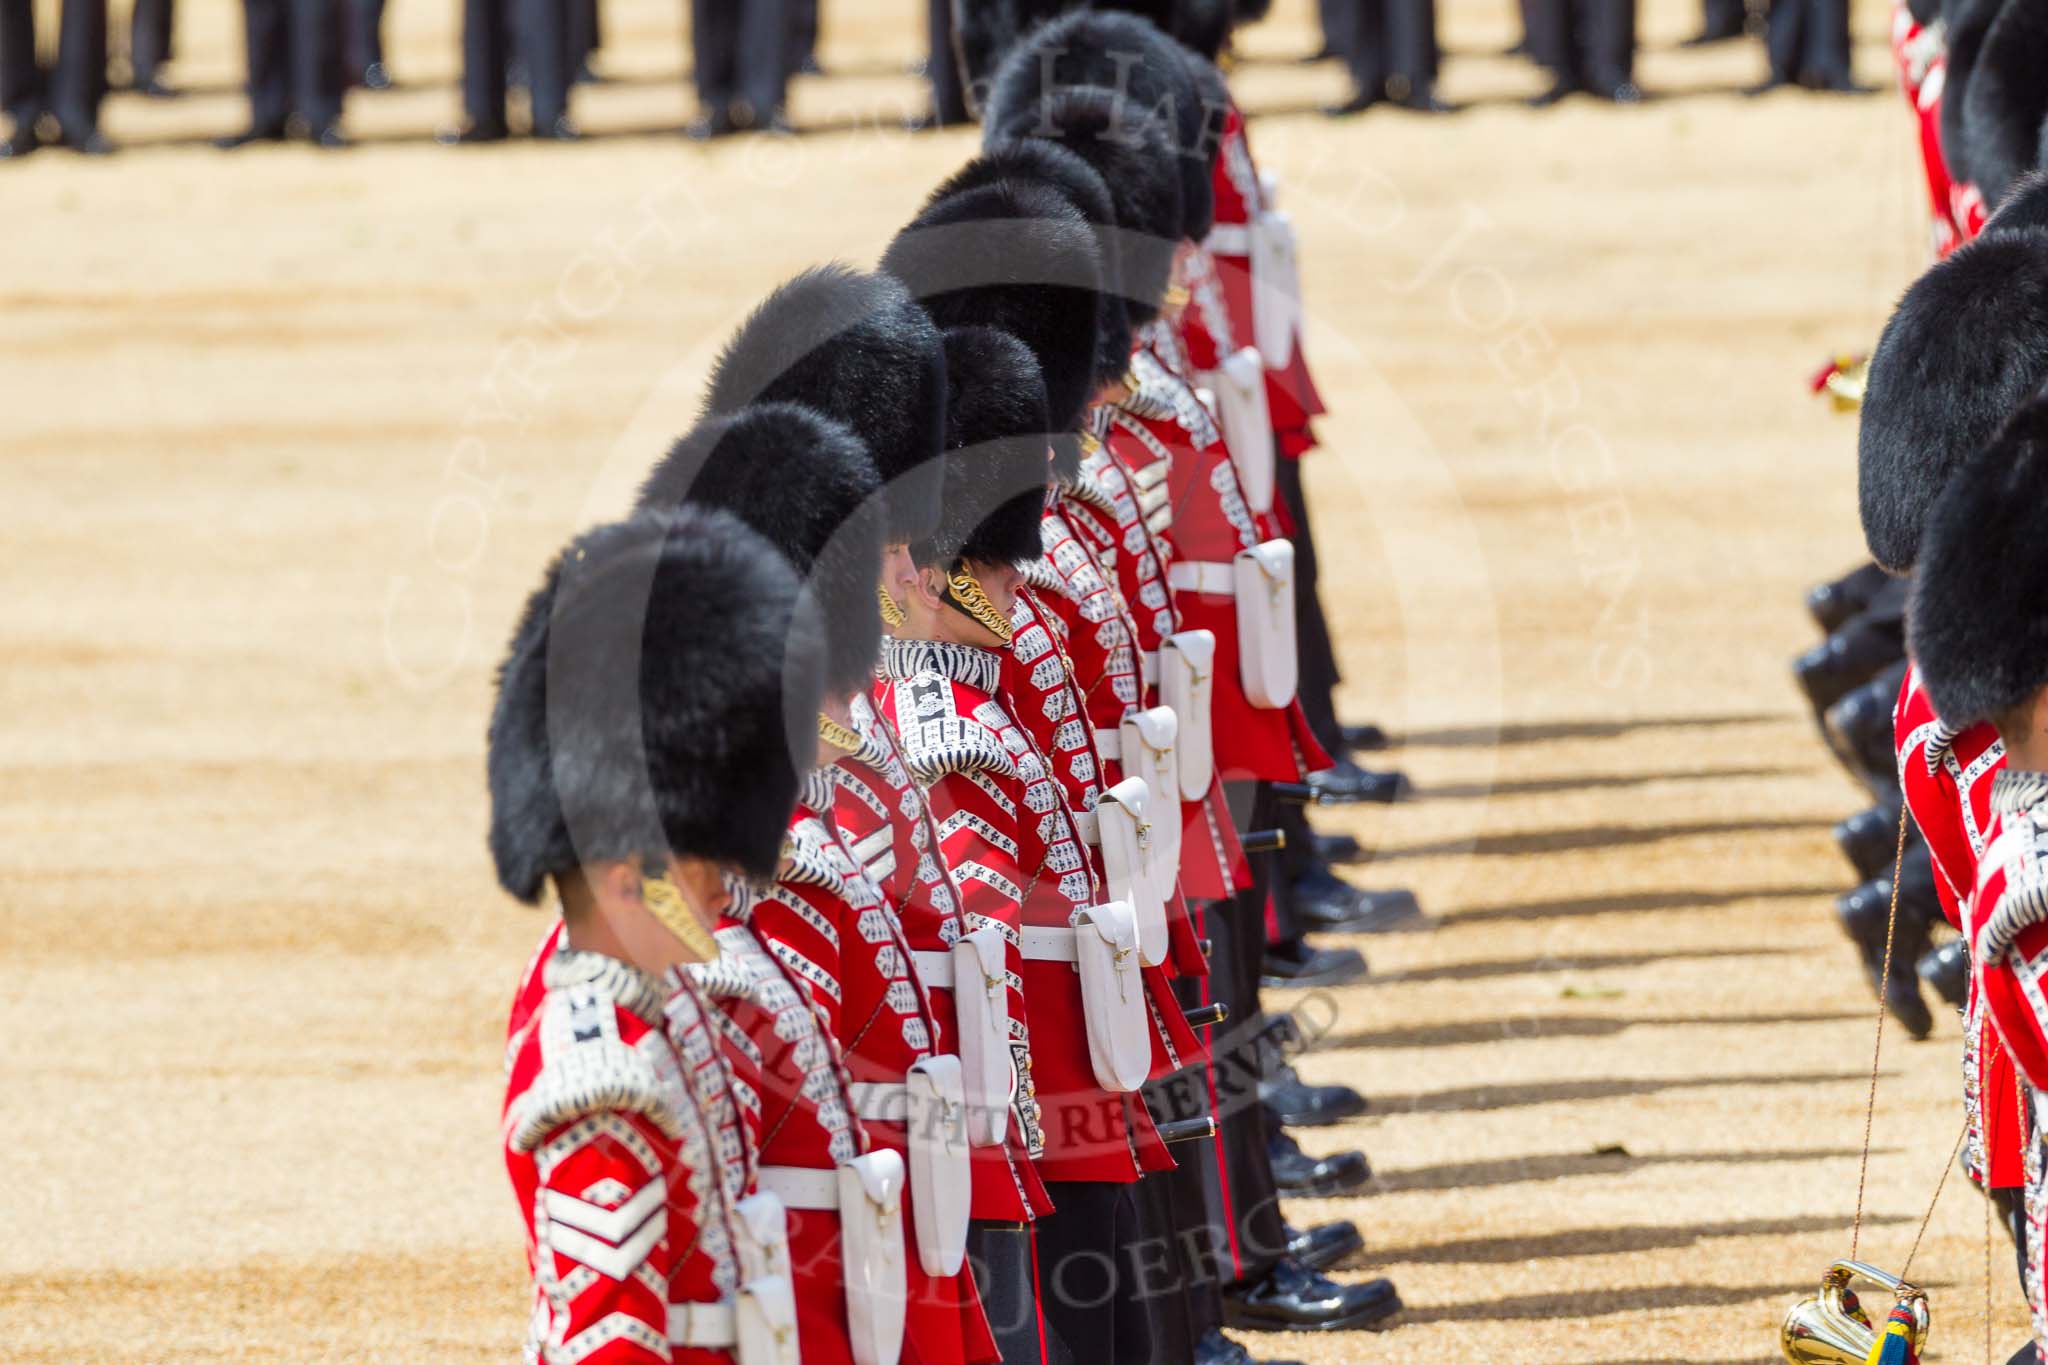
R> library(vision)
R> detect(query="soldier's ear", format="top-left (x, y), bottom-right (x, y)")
top-left (913, 564), bottom-right (948, 610)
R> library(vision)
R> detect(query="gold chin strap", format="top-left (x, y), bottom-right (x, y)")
top-left (876, 582), bottom-right (907, 629)
top-left (1122, 368), bottom-right (1141, 394)
top-left (1080, 431), bottom-right (1103, 456)
top-left (1164, 284), bottom-right (1191, 309)
top-left (818, 711), bottom-right (863, 755)
top-left (640, 873), bottom-right (721, 962)
top-left (946, 568), bottom-right (1015, 644)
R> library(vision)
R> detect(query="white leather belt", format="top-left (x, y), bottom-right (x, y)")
top-left (1167, 561), bottom-right (1235, 595)
top-left (1070, 809), bottom-right (1100, 846)
top-left (668, 1300), bottom-right (737, 1347)
top-left (849, 1081), bottom-right (909, 1122)
top-left (1205, 223), bottom-right (1252, 256)
top-left (759, 1164), bottom-right (839, 1211)
top-left (1020, 925), bottom-right (1078, 963)
top-left (910, 948), bottom-right (954, 989)
top-left (1140, 653), bottom-right (1159, 687)
top-left (1093, 729), bottom-right (1121, 762)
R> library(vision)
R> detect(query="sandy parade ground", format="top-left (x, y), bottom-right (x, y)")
top-left (0, 0), bottom-right (2023, 1358)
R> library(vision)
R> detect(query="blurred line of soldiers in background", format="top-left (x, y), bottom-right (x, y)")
top-left (1, 0), bottom-right (1870, 159)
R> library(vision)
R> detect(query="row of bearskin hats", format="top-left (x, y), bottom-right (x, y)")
top-left (487, 3), bottom-right (1236, 904)
top-left (1859, 156), bottom-right (2048, 734)
top-left (1920, 0), bottom-right (2048, 216)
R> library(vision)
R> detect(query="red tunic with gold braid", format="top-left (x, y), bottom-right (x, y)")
top-left (503, 948), bottom-right (740, 1365)
top-left (1020, 502), bottom-right (1209, 978)
top-left (1005, 581), bottom-right (1207, 1080)
top-left (1204, 101), bottom-right (1325, 458)
top-left (1075, 415), bottom-right (1251, 904)
top-left (1966, 770), bottom-right (2048, 1355)
top-left (690, 897), bottom-right (865, 1365)
top-left (1897, 665), bottom-right (2025, 1190)
top-left (752, 768), bottom-right (998, 1365)
top-left (1176, 245), bottom-right (1236, 377)
top-left (832, 695), bottom-right (1052, 1224)
top-left (876, 635), bottom-right (1166, 1184)
top-left (1105, 349), bottom-right (1329, 784)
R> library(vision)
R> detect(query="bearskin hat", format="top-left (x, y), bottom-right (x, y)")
top-left (1939, 0), bottom-right (2005, 192)
top-left (1986, 171), bottom-right (2048, 237)
top-left (1182, 48), bottom-right (1233, 183)
top-left (1858, 227), bottom-right (2048, 571)
top-left (987, 9), bottom-right (1215, 245)
top-left (924, 326), bottom-right (1053, 570)
top-left (487, 507), bottom-right (824, 901)
top-left (1909, 388), bottom-right (2048, 728)
top-left (995, 87), bottom-right (1184, 328)
top-left (637, 402), bottom-right (884, 696)
top-left (880, 179), bottom-right (1106, 434)
top-left (930, 139), bottom-right (1133, 391)
top-left (704, 264), bottom-right (947, 546)
top-left (954, 0), bottom-right (1068, 111)
top-left (1960, 0), bottom-right (2048, 211)
top-left (1173, 0), bottom-right (1234, 60)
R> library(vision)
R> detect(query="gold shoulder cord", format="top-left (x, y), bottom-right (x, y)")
top-left (640, 873), bottom-right (721, 962)
top-left (818, 712), bottom-right (863, 755)
top-left (946, 569), bottom-right (1015, 644)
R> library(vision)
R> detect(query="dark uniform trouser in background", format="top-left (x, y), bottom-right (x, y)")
top-left (130, 0), bottom-right (172, 88)
top-left (1763, 0), bottom-right (1848, 82)
top-left (1035, 1180), bottom-right (1152, 1365)
top-left (1525, 0), bottom-right (1635, 85)
top-left (691, 0), bottom-right (787, 121)
top-left (241, 0), bottom-right (342, 132)
top-left (926, 0), bottom-right (967, 123)
top-left (1279, 458), bottom-right (1343, 760)
top-left (462, 0), bottom-right (565, 133)
top-left (0, 0), bottom-right (106, 135)
top-left (1701, 0), bottom-right (1744, 34)
top-left (785, 0), bottom-right (815, 74)
top-left (967, 1221), bottom-right (1048, 1365)
top-left (346, 0), bottom-right (383, 77)
top-left (1335, 0), bottom-right (1440, 99)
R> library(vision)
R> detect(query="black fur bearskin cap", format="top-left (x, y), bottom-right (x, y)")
top-left (487, 506), bottom-right (825, 901)
top-left (637, 402), bottom-right (884, 696)
top-left (954, 0), bottom-right (1067, 112)
top-left (1960, 0), bottom-right (2048, 212)
top-left (1182, 47), bottom-right (1233, 195)
top-left (703, 264), bottom-right (948, 546)
top-left (1985, 170), bottom-right (2048, 238)
top-left (1939, 0), bottom-right (2005, 192)
top-left (880, 179), bottom-right (1107, 435)
top-left (1858, 226), bottom-right (2048, 572)
top-left (934, 138), bottom-right (1134, 392)
top-left (994, 87), bottom-right (1184, 329)
top-left (1910, 388), bottom-right (2048, 729)
top-left (987, 9), bottom-right (1216, 246)
top-left (924, 326), bottom-right (1054, 570)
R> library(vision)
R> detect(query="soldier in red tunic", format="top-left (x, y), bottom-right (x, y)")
top-left (1859, 195), bottom-right (2048, 1320)
top-left (640, 396), bottom-right (1001, 1365)
top-left (1906, 392), bottom-right (2048, 1365)
top-left (489, 507), bottom-right (825, 1365)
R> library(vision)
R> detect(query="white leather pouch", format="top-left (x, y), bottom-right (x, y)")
top-left (1071, 901), bottom-right (1152, 1092)
top-left (734, 1275), bottom-right (801, 1365)
top-left (837, 1149), bottom-right (908, 1365)
top-left (734, 1191), bottom-right (793, 1282)
top-left (1204, 348), bottom-right (1276, 516)
top-left (1160, 631), bottom-right (1216, 800)
top-left (1233, 540), bottom-right (1298, 709)
top-left (950, 926), bottom-right (1012, 1148)
top-left (1096, 777), bottom-right (1167, 969)
top-left (1251, 209), bottom-right (1302, 370)
top-left (1118, 708), bottom-right (1181, 932)
top-left (904, 1056), bottom-right (971, 1277)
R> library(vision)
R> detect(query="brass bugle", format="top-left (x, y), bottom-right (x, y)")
top-left (1780, 1260), bottom-right (1929, 1365)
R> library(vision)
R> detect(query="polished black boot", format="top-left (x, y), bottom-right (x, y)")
top-left (1836, 849), bottom-right (1938, 1040)
top-left (1308, 758), bottom-right (1411, 804)
top-left (1342, 722), bottom-right (1390, 752)
top-left (1284, 1220), bottom-right (1364, 1272)
top-left (1192, 1327), bottom-right (1305, 1365)
top-left (1794, 615), bottom-right (1905, 716)
top-left (1291, 864), bottom-right (1422, 933)
top-left (1222, 1259), bottom-right (1402, 1332)
top-left (1262, 1064), bottom-right (1369, 1128)
top-left (1835, 800), bottom-right (1907, 883)
top-left (1918, 937), bottom-right (1967, 1011)
top-left (1269, 1129), bottom-right (1372, 1197)
top-left (1823, 663), bottom-right (1908, 800)
top-left (1807, 562), bottom-right (1891, 634)
top-left (1314, 832), bottom-right (1365, 864)
top-left (1260, 939), bottom-right (1367, 991)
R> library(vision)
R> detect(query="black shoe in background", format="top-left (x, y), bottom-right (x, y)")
top-left (1919, 938), bottom-right (1967, 1011)
top-left (1262, 1064), bottom-right (1370, 1127)
top-left (1269, 1129), bottom-right (1373, 1197)
top-left (1284, 1220), bottom-right (1365, 1272)
top-left (1835, 801), bottom-right (1908, 883)
top-left (1342, 722), bottom-right (1390, 753)
top-left (1309, 759), bottom-right (1410, 804)
top-left (1292, 865), bottom-right (1422, 933)
top-left (1223, 1259), bottom-right (1402, 1332)
top-left (1807, 563), bottom-right (1890, 634)
top-left (1260, 940), bottom-right (1368, 991)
